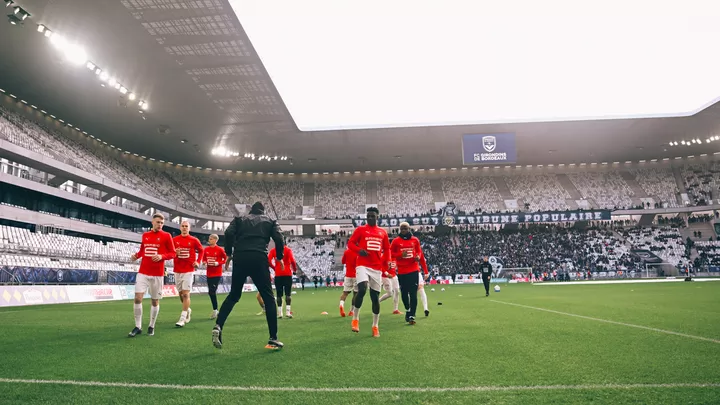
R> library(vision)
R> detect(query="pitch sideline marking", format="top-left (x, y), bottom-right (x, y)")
top-left (0, 378), bottom-right (718, 392)
top-left (490, 300), bottom-right (720, 344)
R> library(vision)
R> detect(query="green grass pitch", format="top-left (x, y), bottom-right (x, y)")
top-left (0, 282), bottom-right (719, 404)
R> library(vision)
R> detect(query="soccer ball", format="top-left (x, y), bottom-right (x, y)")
top-left (291, 291), bottom-right (297, 295)
top-left (430, 288), bottom-right (435, 292)
top-left (494, 285), bottom-right (501, 292)
top-left (441, 288), bottom-right (445, 292)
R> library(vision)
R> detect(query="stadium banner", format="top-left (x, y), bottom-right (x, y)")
top-left (0, 266), bottom-right (99, 284)
top-left (708, 266), bottom-right (720, 273)
top-left (108, 270), bottom-right (137, 284)
top-left (0, 285), bottom-right (71, 307)
top-left (353, 209), bottom-right (611, 227)
top-left (65, 285), bottom-right (122, 303)
top-left (462, 133), bottom-right (517, 165)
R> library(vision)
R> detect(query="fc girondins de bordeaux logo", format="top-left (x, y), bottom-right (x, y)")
top-left (482, 136), bottom-right (496, 152)
top-left (443, 216), bottom-right (455, 226)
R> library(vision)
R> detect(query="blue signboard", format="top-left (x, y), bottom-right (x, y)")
top-left (462, 133), bottom-right (517, 165)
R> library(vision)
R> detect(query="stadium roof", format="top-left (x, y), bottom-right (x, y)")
top-left (1, 0), bottom-right (719, 173)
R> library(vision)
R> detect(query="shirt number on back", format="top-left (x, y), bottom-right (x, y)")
top-left (366, 240), bottom-right (382, 251)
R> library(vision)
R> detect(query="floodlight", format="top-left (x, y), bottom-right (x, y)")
top-left (127, 93), bottom-right (136, 100)
top-left (37, 24), bottom-right (45, 33)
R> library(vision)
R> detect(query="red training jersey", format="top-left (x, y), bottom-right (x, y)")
top-left (347, 224), bottom-right (390, 271)
top-left (342, 249), bottom-right (358, 278)
top-left (268, 246), bottom-right (297, 277)
top-left (137, 230), bottom-right (176, 277)
top-left (203, 245), bottom-right (227, 278)
top-left (383, 260), bottom-right (397, 278)
top-left (172, 234), bottom-right (204, 273)
top-left (390, 236), bottom-right (424, 275)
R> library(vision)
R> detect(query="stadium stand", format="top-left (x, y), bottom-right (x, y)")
top-left (286, 237), bottom-right (337, 278)
top-left (504, 174), bottom-right (571, 211)
top-left (440, 176), bottom-right (502, 213)
top-left (694, 241), bottom-right (720, 268)
top-left (683, 162), bottom-right (720, 206)
top-left (377, 178), bottom-right (434, 217)
top-left (566, 171), bottom-right (635, 209)
top-left (163, 171), bottom-right (233, 216)
top-left (227, 180), bottom-right (303, 220)
top-left (623, 227), bottom-right (690, 268)
top-left (314, 180), bottom-right (366, 219)
top-left (630, 168), bottom-right (680, 208)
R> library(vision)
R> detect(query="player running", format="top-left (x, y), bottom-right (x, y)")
top-left (269, 244), bottom-right (298, 319)
top-left (172, 221), bottom-right (204, 327)
top-left (339, 248), bottom-right (358, 317)
top-left (201, 234), bottom-right (226, 319)
top-left (347, 206), bottom-right (390, 337)
top-left (390, 222), bottom-right (425, 324)
top-left (379, 259), bottom-right (401, 314)
top-left (128, 213), bottom-right (176, 337)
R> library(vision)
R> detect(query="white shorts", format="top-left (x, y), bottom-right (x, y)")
top-left (418, 273), bottom-right (426, 287)
top-left (135, 273), bottom-right (163, 300)
top-left (343, 277), bottom-right (357, 292)
top-left (355, 266), bottom-right (382, 292)
top-left (382, 277), bottom-right (400, 292)
top-left (174, 272), bottom-right (194, 292)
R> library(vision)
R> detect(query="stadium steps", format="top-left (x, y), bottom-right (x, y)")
top-left (217, 180), bottom-right (241, 215)
top-left (493, 177), bottom-right (515, 200)
top-left (555, 174), bottom-right (583, 200)
top-left (619, 171), bottom-right (649, 198)
top-left (367, 180), bottom-right (378, 205)
top-left (429, 178), bottom-right (445, 202)
top-left (682, 222), bottom-right (716, 242)
top-left (162, 173), bottom-right (203, 207)
top-left (303, 182), bottom-right (315, 206)
top-left (671, 166), bottom-right (687, 206)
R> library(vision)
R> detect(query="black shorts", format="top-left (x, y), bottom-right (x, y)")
top-left (275, 276), bottom-right (293, 297)
top-left (207, 276), bottom-right (221, 294)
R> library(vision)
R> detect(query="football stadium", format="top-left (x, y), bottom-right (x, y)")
top-left (1, 1), bottom-right (720, 404)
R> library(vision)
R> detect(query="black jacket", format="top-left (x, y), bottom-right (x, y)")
top-left (224, 212), bottom-right (285, 260)
top-left (479, 262), bottom-right (493, 276)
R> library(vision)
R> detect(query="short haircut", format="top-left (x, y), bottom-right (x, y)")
top-left (152, 213), bottom-right (165, 221)
top-left (399, 221), bottom-right (410, 228)
top-left (366, 206), bottom-right (379, 214)
top-left (181, 220), bottom-right (190, 226)
top-left (209, 234), bottom-right (219, 240)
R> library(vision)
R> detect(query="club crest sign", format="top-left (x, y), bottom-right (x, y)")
top-left (482, 136), bottom-right (496, 152)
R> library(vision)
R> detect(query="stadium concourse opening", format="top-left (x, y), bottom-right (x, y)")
top-left (1, 0), bottom-right (720, 403)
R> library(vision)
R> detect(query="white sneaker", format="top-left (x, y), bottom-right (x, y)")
top-left (210, 310), bottom-right (218, 319)
top-left (175, 316), bottom-right (186, 328)
top-left (286, 312), bottom-right (293, 319)
top-left (186, 308), bottom-right (192, 323)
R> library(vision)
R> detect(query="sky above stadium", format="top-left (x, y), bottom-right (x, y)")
top-left (231, 0), bottom-right (720, 131)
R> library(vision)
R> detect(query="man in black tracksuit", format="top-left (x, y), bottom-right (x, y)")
top-left (479, 256), bottom-right (494, 297)
top-left (212, 202), bottom-right (285, 350)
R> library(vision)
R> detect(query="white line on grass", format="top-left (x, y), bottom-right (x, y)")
top-left (0, 378), bottom-right (718, 392)
top-left (490, 300), bottom-right (720, 344)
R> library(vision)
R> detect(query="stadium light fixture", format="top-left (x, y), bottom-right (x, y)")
top-left (4, 1), bottom-right (14, 7)
top-left (108, 78), bottom-right (117, 87)
top-left (127, 93), bottom-right (136, 100)
top-left (99, 71), bottom-right (109, 81)
top-left (43, 28), bottom-right (52, 38)
top-left (13, 6), bottom-right (29, 20)
top-left (119, 86), bottom-right (127, 94)
top-left (36, 24), bottom-right (45, 33)
top-left (7, 13), bottom-right (22, 24)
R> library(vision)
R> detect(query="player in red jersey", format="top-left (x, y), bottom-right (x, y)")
top-left (268, 245), bottom-right (298, 318)
top-left (338, 248), bottom-right (358, 317)
top-left (128, 213), bottom-right (176, 337)
top-left (390, 222), bottom-right (426, 324)
top-left (347, 206), bottom-right (390, 337)
top-left (379, 259), bottom-right (401, 314)
top-left (418, 250), bottom-right (430, 316)
top-left (172, 221), bottom-right (204, 327)
top-left (202, 234), bottom-right (226, 319)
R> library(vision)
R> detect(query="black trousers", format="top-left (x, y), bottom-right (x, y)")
top-left (398, 271), bottom-right (419, 317)
top-left (482, 274), bottom-right (491, 294)
top-left (275, 276), bottom-right (293, 298)
top-left (216, 251), bottom-right (278, 340)
top-left (207, 276), bottom-right (221, 295)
